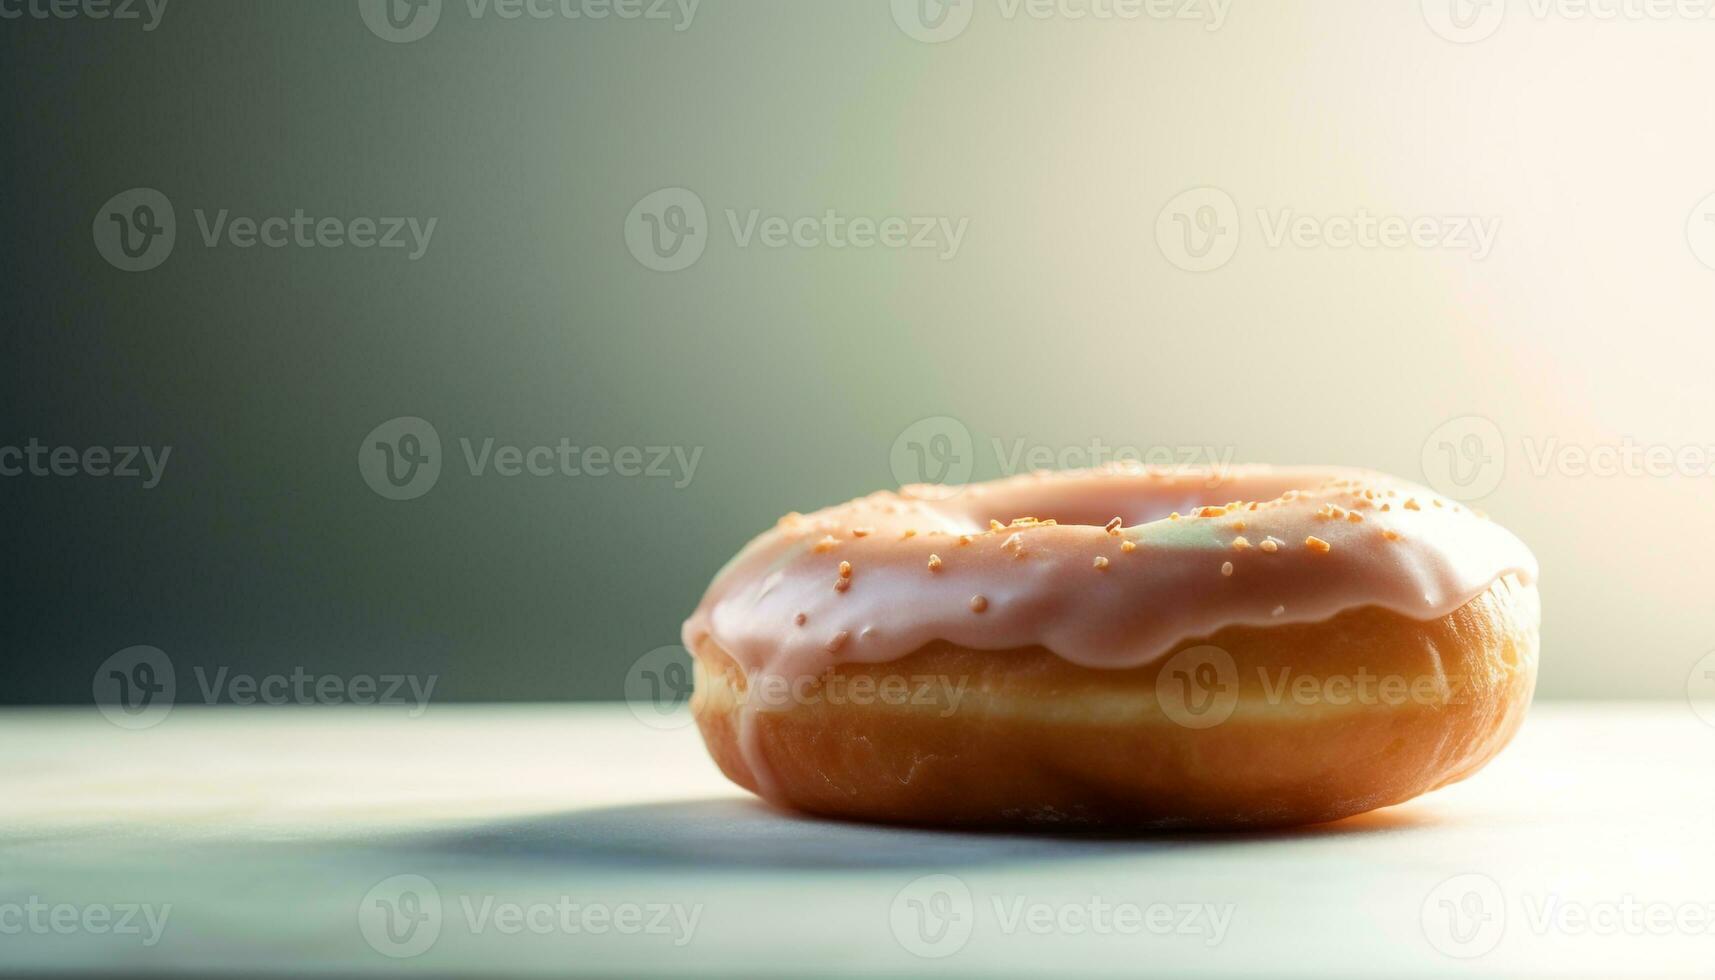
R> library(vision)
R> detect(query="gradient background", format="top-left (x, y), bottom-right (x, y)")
top-left (4, 0), bottom-right (1714, 704)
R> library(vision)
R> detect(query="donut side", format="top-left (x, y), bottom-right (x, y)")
top-left (689, 575), bottom-right (1538, 829)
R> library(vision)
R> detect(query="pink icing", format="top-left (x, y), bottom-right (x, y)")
top-left (681, 464), bottom-right (1537, 801)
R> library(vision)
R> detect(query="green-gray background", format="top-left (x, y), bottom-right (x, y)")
top-left (6, 0), bottom-right (1715, 703)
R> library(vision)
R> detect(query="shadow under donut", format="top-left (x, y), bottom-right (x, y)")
top-left (366, 795), bottom-right (1440, 873)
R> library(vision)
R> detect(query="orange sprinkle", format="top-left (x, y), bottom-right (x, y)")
top-left (1259, 537), bottom-right (1280, 553)
top-left (1231, 520), bottom-right (1247, 532)
top-left (989, 520), bottom-right (1005, 532)
top-left (851, 527), bottom-right (872, 537)
top-left (1305, 535), bottom-right (1331, 553)
top-left (834, 577), bottom-right (851, 593)
top-left (1404, 498), bottom-right (1421, 511)
top-left (1196, 506), bottom-right (1225, 518)
top-left (838, 561), bottom-right (852, 578)
top-left (958, 534), bottom-right (973, 546)
top-left (813, 535), bottom-right (840, 552)
top-left (1232, 536), bottom-right (1251, 550)
top-left (969, 594), bottom-right (989, 613)
top-left (1121, 540), bottom-right (1137, 553)
top-left (1347, 512), bottom-right (1363, 523)
top-left (1382, 529), bottom-right (1401, 541)
top-left (1093, 556), bottom-right (1110, 571)
top-left (826, 630), bottom-right (849, 652)
top-left (927, 554), bottom-right (943, 572)
top-left (900, 528), bottom-right (917, 539)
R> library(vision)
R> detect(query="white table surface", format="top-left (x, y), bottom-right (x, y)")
top-left (1, 702), bottom-right (1711, 977)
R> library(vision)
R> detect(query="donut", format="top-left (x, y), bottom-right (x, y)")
top-left (682, 465), bottom-right (1539, 829)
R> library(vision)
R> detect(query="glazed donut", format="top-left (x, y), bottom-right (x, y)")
top-left (682, 465), bottom-right (1539, 829)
